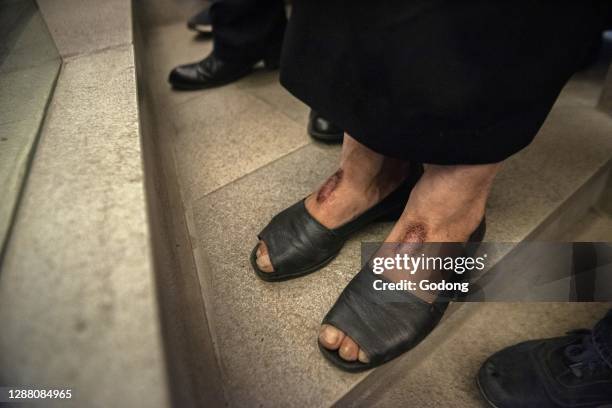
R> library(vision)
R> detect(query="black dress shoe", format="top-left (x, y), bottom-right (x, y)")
top-left (187, 8), bottom-right (212, 34)
top-left (307, 110), bottom-right (343, 143)
top-left (478, 325), bottom-right (612, 408)
top-left (168, 52), bottom-right (278, 90)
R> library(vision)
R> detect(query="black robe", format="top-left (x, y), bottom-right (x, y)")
top-left (280, 0), bottom-right (611, 164)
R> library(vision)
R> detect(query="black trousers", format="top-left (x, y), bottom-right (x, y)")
top-left (210, 0), bottom-right (287, 63)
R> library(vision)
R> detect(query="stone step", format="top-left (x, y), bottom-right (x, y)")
top-left (195, 67), bottom-right (612, 408)
top-left (188, 105), bottom-right (612, 407)
top-left (138, 19), bottom-right (612, 407)
top-left (336, 302), bottom-right (610, 408)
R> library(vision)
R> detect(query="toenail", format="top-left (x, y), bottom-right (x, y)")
top-left (358, 350), bottom-right (370, 363)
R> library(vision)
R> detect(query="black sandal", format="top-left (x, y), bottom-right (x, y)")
top-left (319, 219), bottom-right (486, 372)
top-left (250, 164), bottom-right (424, 282)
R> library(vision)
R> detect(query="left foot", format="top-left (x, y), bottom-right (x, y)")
top-left (319, 163), bottom-right (500, 363)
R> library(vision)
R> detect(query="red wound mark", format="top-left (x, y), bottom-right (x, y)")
top-left (400, 223), bottom-right (427, 244)
top-left (316, 168), bottom-right (343, 203)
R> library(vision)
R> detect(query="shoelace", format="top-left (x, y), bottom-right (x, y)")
top-left (564, 330), bottom-right (611, 379)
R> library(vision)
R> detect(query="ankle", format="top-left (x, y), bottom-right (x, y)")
top-left (377, 159), bottom-right (410, 187)
top-left (399, 194), bottom-right (485, 242)
top-left (343, 159), bottom-right (409, 196)
top-left (401, 212), bottom-right (483, 242)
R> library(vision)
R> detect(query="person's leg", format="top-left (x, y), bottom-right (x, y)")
top-left (210, 0), bottom-right (286, 64)
top-left (168, 0), bottom-right (286, 90)
top-left (318, 158), bottom-right (501, 363)
top-left (255, 134), bottom-right (410, 272)
top-left (187, 7), bottom-right (213, 33)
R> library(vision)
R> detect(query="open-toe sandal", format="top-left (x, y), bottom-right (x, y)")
top-left (319, 219), bottom-right (486, 372)
top-left (250, 163), bottom-right (424, 282)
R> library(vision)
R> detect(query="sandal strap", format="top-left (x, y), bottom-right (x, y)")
top-left (259, 200), bottom-right (343, 275)
top-left (322, 264), bottom-right (446, 365)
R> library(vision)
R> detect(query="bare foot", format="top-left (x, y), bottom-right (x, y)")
top-left (255, 135), bottom-right (409, 272)
top-left (319, 162), bottom-right (501, 363)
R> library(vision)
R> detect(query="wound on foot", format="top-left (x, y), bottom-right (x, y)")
top-left (400, 222), bottom-right (428, 244)
top-left (316, 168), bottom-right (343, 203)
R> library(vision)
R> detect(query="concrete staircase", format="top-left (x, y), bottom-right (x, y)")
top-left (133, 6), bottom-right (612, 407)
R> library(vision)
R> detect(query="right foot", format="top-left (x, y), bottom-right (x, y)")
top-left (255, 135), bottom-right (410, 273)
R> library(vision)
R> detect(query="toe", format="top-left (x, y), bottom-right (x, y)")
top-left (319, 324), bottom-right (345, 350)
top-left (255, 240), bottom-right (274, 272)
top-left (339, 337), bottom-right (359, 361)
top-left (358, 349), bottom-right (370, 364)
